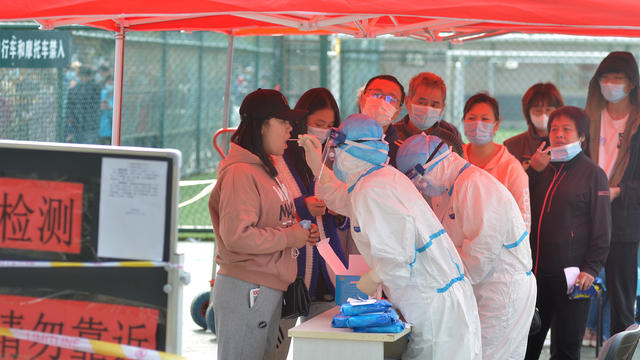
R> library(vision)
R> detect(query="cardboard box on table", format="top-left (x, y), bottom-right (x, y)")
top-left (316, 238), bottom-right (377, 305)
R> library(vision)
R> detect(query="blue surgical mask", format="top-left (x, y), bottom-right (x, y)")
top-left (409, 104), bottom-right (442, 130)
top-left (600, 82), bottom-right (628, 103)
top-left (464, 121), bottom-right (495, 146)
top-left (550, 140), bottom-right (582, 162)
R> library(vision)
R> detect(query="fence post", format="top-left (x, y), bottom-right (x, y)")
top-left (56, 68), bottom-right (65, 142)
top-left (196, 32), bottom-right (203, 173)
top-left (320, 35), bottom-right (329, 88)
top-left (159, 33), bottom-right (168, 148)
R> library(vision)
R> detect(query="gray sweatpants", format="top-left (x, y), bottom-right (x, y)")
top-left (213, 274), bottom-right (283, 360)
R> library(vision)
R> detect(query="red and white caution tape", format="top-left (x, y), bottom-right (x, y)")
top-left (0, 260), bottom-right (182, 269)
top-left (0, 326), bottom-right (186, 360)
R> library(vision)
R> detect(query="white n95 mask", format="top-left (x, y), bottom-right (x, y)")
top-left (362, 97), bottom-right (397, 128)
top-left (530, 113), bottom-right (549, 131)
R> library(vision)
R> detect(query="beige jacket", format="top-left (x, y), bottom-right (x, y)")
top-left (209, 143), bottom-right (298, 291)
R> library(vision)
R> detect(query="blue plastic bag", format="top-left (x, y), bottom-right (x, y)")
top-left (346, 309), bottom-right (399, 328)
top-left (340, 299), bottom-right (392, 316)
top-left (353, 319), bottom-right (406, 333)
top-left (568, 282), bottom-right (601, 300)
top-left (331, 314), bottom-right (349, 328)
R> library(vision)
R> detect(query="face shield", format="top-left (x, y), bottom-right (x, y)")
top-left (404, 141), bottom-right (451, 197)
top-left (317, 128), bottom-right (388, 181)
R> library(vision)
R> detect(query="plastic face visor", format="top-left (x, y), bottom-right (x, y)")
top-left (320, 128), bottom-right (386, 166)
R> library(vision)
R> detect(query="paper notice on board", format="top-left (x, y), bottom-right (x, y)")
top-left (98, 157), bottom-right (167, 261)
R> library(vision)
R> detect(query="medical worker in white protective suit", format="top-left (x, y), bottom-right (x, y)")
top-left (298, 114), bottom-right (481, 360)
top-left (397, 133), bottom-right (537, 360)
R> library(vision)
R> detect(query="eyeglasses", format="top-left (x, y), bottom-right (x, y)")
top-left (365, 89), bottom-right (401, 106)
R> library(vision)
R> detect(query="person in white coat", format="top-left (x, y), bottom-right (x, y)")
top-left (298, 114), bottom-right (481, 360)
top-left (396, 133), bottom-right (537, 360)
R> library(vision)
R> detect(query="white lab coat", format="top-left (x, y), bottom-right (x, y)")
top-left (317, 163), bottom-right (482, 360)
top-left (430, 152), bottom-right (536, 360)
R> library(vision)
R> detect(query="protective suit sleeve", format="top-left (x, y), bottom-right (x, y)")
top-left (213, 167), bottom-right (295, 254)
top-left (582, 167), bottom-right (612, 277)
top-left (456, 177), bottom-right (503, 284)
top-left (352, 179), bottom-right (415, 289)
top-left (316, 169), bottom-right (352, 217)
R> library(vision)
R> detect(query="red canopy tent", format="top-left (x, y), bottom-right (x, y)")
top-left (3, 0), bottom-right (640, 144)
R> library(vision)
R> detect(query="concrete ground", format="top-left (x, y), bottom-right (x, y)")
top-left (176, 240), bottom-right (637, 360)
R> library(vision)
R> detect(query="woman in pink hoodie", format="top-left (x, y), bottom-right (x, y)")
top-left (462, 92), bottom-right (531, 230)
top-left (209, 88), bottom-right (319, 360)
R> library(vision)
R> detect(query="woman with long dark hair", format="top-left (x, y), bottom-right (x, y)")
top-left (209, 88), bottom-right (318, 360)
top-left (271, 88), bottom-right (349, 359)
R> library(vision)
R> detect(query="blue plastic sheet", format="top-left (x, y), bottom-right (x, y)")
top-left (353, 319), bottom-right (406, 333)
top-left (340, 299), bottom-right (392, 316)
top-left (331, 314), bottom-right (349, 328)
top-left (346, 309), bottom-right (399, 328)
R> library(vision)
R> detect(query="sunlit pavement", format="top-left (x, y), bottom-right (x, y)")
top-left (177, 240), bottom-right (636, 360)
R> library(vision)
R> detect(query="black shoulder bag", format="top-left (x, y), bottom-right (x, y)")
top-left (281, 278), bottom-right (311, 319)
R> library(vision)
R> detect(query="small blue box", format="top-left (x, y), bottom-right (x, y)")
top-left (335, 275), bottom-right (369, 305)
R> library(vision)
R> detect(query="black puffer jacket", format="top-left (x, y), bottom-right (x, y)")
top-left (528, 152), bottom-right (611, 277)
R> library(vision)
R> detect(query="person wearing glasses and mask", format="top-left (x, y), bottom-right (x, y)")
top-left (462, 92), bottom-right (531, 230)
top-left (525, 106), bottom-right (611, 360)
top-left (505, 83), bottom-right (565, 171)
top-left (359, 75), bottom-right (405, 167)
top-left (585, 51), bottom-right (640, 337)
top-left (394, 72), bottom-right (463, 154)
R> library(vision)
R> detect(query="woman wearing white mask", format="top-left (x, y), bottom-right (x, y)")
top-left (504, 83), bottom-right (564, 171)
top-left (525, 106), bottom-right (611, 360)
top-left (271, 87), bottom-right (349, 360)
top-left (462, 93), bottom-right (531, 230)
top-left (585, 51), bottom-right (640, 337)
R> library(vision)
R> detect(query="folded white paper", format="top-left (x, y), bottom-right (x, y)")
top-left (564, 266), bottom-right (580, 294)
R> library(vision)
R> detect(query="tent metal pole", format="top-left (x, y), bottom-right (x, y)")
top-left (111, 27), bottom-right (125, 146)
top-left (221, 32), bottom-right (235, 152)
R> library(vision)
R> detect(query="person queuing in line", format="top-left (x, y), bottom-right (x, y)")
top-left (462, 92), bottom-right (531, 230)
top-left (525, 106), bottom-right (611, 360)
top-left (505, 82), bottom-right (565, 170)
top-left (394, 71), bottom-right (463, 154)
top-left (298, 114), bottom-right (482, 360)
top-left (209, 89), bottom-right (319, 360)
top-left (585, 51), bottom-right (640, 337)
top-left (358, 74), bottom-right (405, 167)
top-left (397, 134), bottom-right (536, 359)
top-left (271, 88), bottom-right (348, 360)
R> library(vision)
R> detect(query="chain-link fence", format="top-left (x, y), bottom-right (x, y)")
top-left (2, 24), bottom-right (640, 230)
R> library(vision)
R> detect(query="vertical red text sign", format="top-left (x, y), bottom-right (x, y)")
top-left (0, 294), bottom-right (159, 359)
top-left (0, 177), bottom-right (83, 253)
